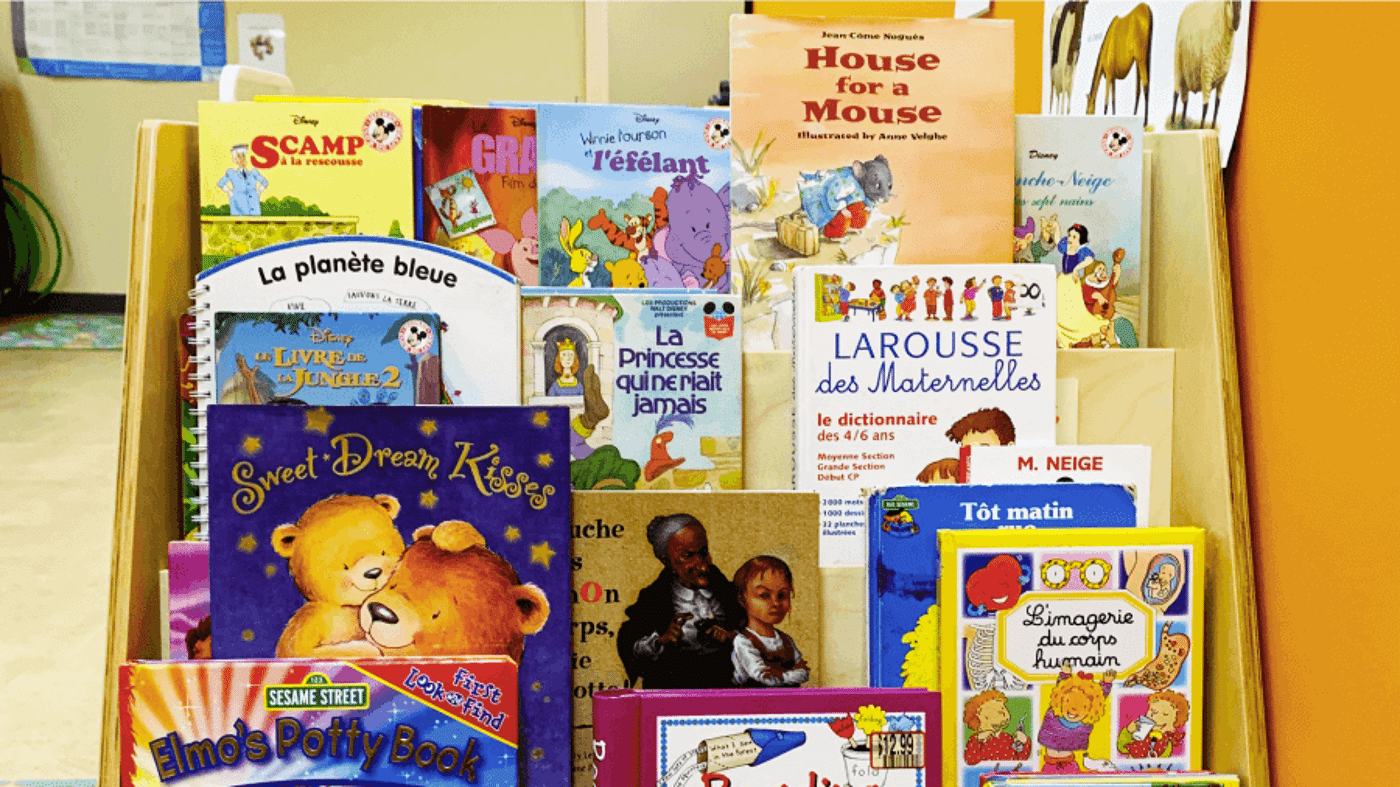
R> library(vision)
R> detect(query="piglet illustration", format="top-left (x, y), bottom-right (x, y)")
top-left (479, 207), bottom-right (540, 286)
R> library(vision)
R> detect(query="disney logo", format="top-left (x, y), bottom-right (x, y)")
top-left (510, 116), bottom-right (537, 128)
top-left (633, 113), bottom-right (660, 125)
top-left (291, 115), bottom-right (320, 127)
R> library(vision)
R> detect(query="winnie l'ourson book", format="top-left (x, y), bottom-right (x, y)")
top-left (205, 404), bottom-right (570, 787)
top-left (198, 100), bottom-right (415, 268)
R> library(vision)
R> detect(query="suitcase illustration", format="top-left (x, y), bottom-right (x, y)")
top-left (776, 211), bottom-right (820, 256)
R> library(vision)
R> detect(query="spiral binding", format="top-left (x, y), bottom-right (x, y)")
top-left (188, 290), bottom-right (213, 539)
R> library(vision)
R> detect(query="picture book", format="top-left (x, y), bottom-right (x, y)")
top-left (180, 314), bottom-right (200, 535)
top-left (205, 404), bottom-right (570, 787)
top-left (521, 289), bottom-right (742, 491)
top-left (592, 687), bottom-right (942, 787)
top-left (568, 491), bottom-right (821, 787)
top-left (212, 312), bottom-right (441, 406)
top-left (535, 102), bottom-right (731, 290)
top-left (1014, 115), bottom-right (1145, 348)
top-left (119, 658), bottom-right (519, 787)
top-left (420, 105), bottom-right (540, 284)
top-left (793, 263), bottom-right (1058, 569)
top-left (960, 445), bottom-right (1153, 527)
top-left (868, 484), bottom-right (1139, 691)
top-left (197, 99), bottom-right (415, 269)
top-left (168, 541), bottom-right (210, 660)
top-left (981, 775), bottom-right (1237, 786)
top-left (730, 15), bottom-right (1015, 351)
top-left (940, 528), bottom-right (1204, 786)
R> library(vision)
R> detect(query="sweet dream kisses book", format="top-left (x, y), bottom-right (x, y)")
top-left (521, 288), bottom-right (742, 491)
top-left (204, 403), bottom-right (570, 787)
top-left (568, 490), bottom-right (821, 787)
top-left (730, 14), bottom-right (1015, 351)
top-left (793, 263), bottom-right (1057, 569)
top-left (939, 527), bottom-right (1204, 785)
top-left (535, 102), bottom-right (732, 290)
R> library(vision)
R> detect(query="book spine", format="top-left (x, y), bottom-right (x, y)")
top-left (591, 691), bottom-right (640, 787)
top-left (957, 444), bottom-right (972, 483)
top-left (187, 285), bottom-right (212, 540)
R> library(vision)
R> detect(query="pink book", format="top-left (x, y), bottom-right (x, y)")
top-left (167, 541), bottom-right (209, 659)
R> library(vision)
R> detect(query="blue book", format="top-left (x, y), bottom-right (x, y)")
top-left (535, 102), bottom-right (731, 290)
top-left (206, 403), bottom-right (571, 787)
top-left (867, 483), bottom-right (1138, 690)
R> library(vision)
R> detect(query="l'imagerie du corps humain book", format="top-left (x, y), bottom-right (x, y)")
top-left (592, 687), bottom-right (942, 787)
top-left (535, 102), bottom-right (732, 290)
top-left (940, 528), bottom-right (1203, 787)
top-left (1014, 115), bottom-right (1144, 349)
top-left (868, 483), bottom-right (1140, 693)
top-left (521, 289), bottom-right (742, 491)
top-left (213, 312), bottom-right (442, 406)
top-left (197, 100), bottom-right (415, 269)
top-left (120, 658), bottom-right (519, 787)
top-left (729, 15), bottom-right (1015, 352)
top-left (960, 445), bottom-right (1153, 528)
top-left (168, 541), bottom-right (210, 659)
top-left (204, 404), bottom-right (570, 787)
top-left (420, 105), bottom-right (540, 284)
top-left (793, 263), bottom-right (1058, 569)
top-left (980, 776), bottom-right (1239, 787)
top-left (568, 491), bottom-right (821, 787)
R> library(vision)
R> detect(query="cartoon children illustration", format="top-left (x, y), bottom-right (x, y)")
top-left (963, 690), bottom-right (1031, 765)
top-left (989, 276), bottom-right (1006, 320)
top-left (1117, 690), bottom-right (1189, 759)
top-left (1058, 223), bottom-right (1096, 276)
top-left (1004, 279), bottom-right (1017, 319)
top-left (217, 144), bottom-right (268, 216)
top-left (839, 282), bottom-right (854, 321)
top-left (730, 555), bottom-right (810, 688)
top-left (900, 280), bottom-right (919, 321)
top-left (1038, 661), bottom-right (1117, 773)
top-left (916, 457), bottom-right (960, 484)
top-left (962, 278), bottom-right (987, 320)
top-left (947, 407), bottom-right (1016, 448)
top-left (1081, 249), bottom-right (1124, 319)
top-left (870, 279), bottom-right (887, 320)
top-left (941, 276), bottom-right (955, 321)
top-left (924, 279), bottom-right (941, 320)
top-left (892, 281), bottom-right (908, 321)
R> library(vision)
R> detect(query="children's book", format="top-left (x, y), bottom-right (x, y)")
top-left (981, 775), bottom-right (1238, 786)
top-left (569, 491), bottom-right (821, 787)
top-left (868, 483), bottom-right (1139, 692)
top-left (168, 541), bottom-right (210, 660)
top-left (205, 404), bottom-right (570, 787)
top-left (1014, 115), bottom-right (1145, 349)
top-left (592, 687), bottom-right (942, 787)
top-left (793, 263), bottom-right (1057, 569)
top-left (535, 102), bottom-right (731, 290)
top-left (960, 445), bottom-right (1153, 527)
top-left (180, 314), bottom-right (201, 535)
top-left (420, 105), bottom-right (540, 284)
top-left (120, 658), bottom-right (519, 787)
top-left (730, 15), bottom-right (1015, 351)
top-left (940, 528), bottom-right (1204, 786)
top-left (521, 288), bottom-right (742, 490)
top-left (197, 99), bottom-right (415, 269)
top-left (212, 312), bottom-right (441, 406)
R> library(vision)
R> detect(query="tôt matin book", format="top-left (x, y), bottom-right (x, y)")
top-left (1014, 115), bottom-right (1145, 349)
top-left (535, 102), bottom-right (732, 290)
top-left (420, 105), bottom-right (540, 284)
top-left (867, 483), bottom-right (1140, 692)
top-left (198, 100), bottom-right (415, 269)
top-left (569, 491), bottom-right (821, 787)
top-left (959, 445), bottom-right (1153, 528)
top-left (592, 687), bottom-right (941, 787)
top-left (204, 404), bottom-right (570, 787)
top-left (730, 15), bottom-right (1015, 351)
top-left (213, 312), bottom-right (442, 406)
top-left (168, 541), bottom-right (210, 659)
top-left (521, 289), bottom-right (742, 491)
top-left (939, 528), bottom-right (1204, 785)
top-left (793, 263), bottom-right (1058, 569)
top-left (119, 658), bottom-right (518, 787)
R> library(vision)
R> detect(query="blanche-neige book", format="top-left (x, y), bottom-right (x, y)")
top-left (960, 444), bottom-right (1154, 527)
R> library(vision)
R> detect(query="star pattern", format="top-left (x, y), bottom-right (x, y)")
top-left (531, 410), bottom-right (550, 428)
top-left (264, 564), bottom-right (278, 578)
top-left (536, 452), bottom-right (554, 468)
top-left (241, 629), bottom-right (255, 641)
top-left (529, 541), bottom-right (556, 569)
top-left (420, 490), bottom-right (439, 509)
top-left (304, 407), bottom-right (334, 434)
top-left (504, 526), bottom-right (521, 543)
top-left (237, 534), bottom-right (257, 553)
top-left (241, 435), bottom-right (262, 455)
top-left (419, 419), bottom-right (438, 437)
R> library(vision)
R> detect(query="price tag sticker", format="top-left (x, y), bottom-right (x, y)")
top-left (870, 732), bottom-right (924, 770)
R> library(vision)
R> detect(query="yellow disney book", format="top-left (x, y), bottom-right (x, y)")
top-left (197, 99), bottom-right (415, 268)
top-left (938, 527), bottom-right (1203, 786)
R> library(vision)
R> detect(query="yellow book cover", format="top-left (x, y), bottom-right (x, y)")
top-left (730, 14), bottom-right (1014, 351)
top-left (938, 527), bottom-right (1204, 785)
top-left (197, 99), bottom-right (415, 268)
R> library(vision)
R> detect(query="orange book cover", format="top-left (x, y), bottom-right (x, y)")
top-left (730, 15), bottom-right (1014, 351)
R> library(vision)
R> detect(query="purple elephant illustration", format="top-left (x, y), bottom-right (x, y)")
top-left (641, 173), bottom-right (731, 291)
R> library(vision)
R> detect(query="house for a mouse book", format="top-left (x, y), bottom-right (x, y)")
top-left (730, 15), bottom-right (1014, 351)
top-left (520, 288), bottom-right (742, 491)
top-left (939, 527), bottom-right (1203, 787)
top-left (535, 103), bottom-right (731, 290)
top-left (204, 404), bottom-right (569, 787)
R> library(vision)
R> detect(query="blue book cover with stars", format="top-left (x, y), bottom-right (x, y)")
top-left (206, 403), bottom-right (571, 787)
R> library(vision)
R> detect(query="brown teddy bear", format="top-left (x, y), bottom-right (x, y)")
top-left (358, 520), bottom-right (549, 661)
top-left (271, 494), bottom-right (407, 658)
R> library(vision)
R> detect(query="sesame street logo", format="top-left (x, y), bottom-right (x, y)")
top-left (264, 673), bottom-right (370, 710)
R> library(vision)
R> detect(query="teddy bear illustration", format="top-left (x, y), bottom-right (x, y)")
top-left (271, 494), bottom-right (407, 658)
top-left (359, 520), bottom-right (550, 660)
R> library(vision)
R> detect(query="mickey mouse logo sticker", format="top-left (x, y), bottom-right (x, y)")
top-left (1102, 126), bottom-right (1133, 159)
top-left (364, 110), bottom-right (404, 152)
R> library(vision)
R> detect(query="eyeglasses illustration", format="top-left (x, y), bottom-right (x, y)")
top-left (1040, 557), bottom-right (1112, 589)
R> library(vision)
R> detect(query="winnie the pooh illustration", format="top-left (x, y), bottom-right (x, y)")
top-left (272, 493), bottom-right (407, 658)
top-left (359, 520), bottom-right (550, 660)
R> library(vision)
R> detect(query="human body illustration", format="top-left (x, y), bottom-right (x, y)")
top-left (730, 555), bottom-right (810, 688)
top-left (963, 690), bottom-right (1031, 765)
top-left (1038, 662), bottom-right (1117, 773)
top-left (217, 144), bottom-right (268, 216)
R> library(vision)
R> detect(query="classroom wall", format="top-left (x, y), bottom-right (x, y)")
top-left (607, 1), bottom-right (740, 107)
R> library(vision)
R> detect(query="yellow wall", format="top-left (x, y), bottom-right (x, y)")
top-left (607, 1), bottom-right (740, 106)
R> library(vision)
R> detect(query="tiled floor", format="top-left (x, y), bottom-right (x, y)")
top-left (1, 349), bottom-right (122, 778)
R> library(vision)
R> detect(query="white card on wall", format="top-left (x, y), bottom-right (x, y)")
top-left (236, 13), bottom-right (285, 76)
